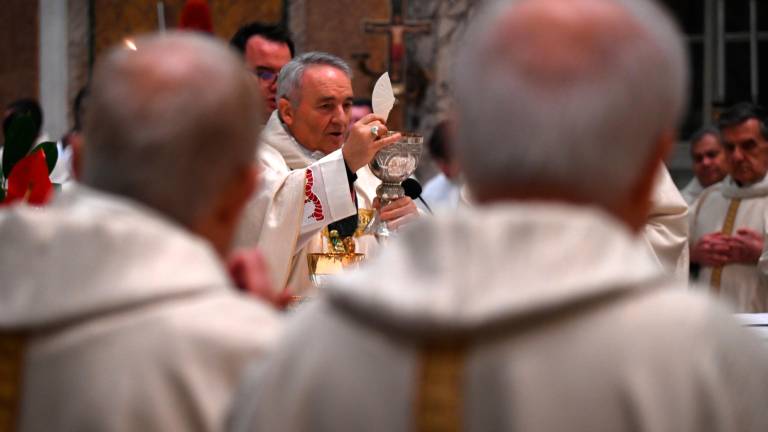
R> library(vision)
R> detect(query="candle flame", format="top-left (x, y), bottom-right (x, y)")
top-left (124, 38), bottom-right (137, 51)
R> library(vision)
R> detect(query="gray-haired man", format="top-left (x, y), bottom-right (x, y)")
top-left (0, 33), bottom-right (280, 430)
top-left (235, 52), bottom-right (418, 294)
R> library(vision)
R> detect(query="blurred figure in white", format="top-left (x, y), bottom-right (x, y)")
top-left (422, 120), bottom-right (462, 211)
top-left (228, 1), bottom-right (768, 431)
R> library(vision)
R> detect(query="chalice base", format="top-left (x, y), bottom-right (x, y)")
top-left (365, 182), bottom-right (405, 241)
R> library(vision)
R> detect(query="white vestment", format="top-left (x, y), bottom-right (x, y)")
top-left (422, 172), bottom-right (461, 212)
top-left (458, 165), bottom-right (689, 279)
top-left (691, 175), bottom-right (768, 312)
top-left (229, 203), bottom-right (768, 432)
top-left (681, 177), bottom-right (704, 205)
top-left (0, 186), bottom-right (281, 432)
top-left (644, 166), bottom-right (689, 280)
top-left (234, 112), bottom-right (381, 294)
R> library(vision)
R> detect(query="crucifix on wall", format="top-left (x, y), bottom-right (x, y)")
top-left (363, 0), bottom-right (431, 94)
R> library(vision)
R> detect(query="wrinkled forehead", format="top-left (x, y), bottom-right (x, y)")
top-left (297, 65), bottom-right (352, 98)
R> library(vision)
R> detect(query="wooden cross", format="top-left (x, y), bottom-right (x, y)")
top-left (364, 0), bottom-right (431, 85)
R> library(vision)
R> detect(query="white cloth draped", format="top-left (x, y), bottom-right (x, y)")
top-left (229, 202), bottom-right (768, 432)
top-left (681, 177), bottom-right (704, 205)
top-left (458, 165), bottom-right (689, 279)
top-left (0, 186), bottom-right (281, 431)
top-left (422, 172), bottom-right (461, 211)
top-left (643, 166), bottom-right (689, 280)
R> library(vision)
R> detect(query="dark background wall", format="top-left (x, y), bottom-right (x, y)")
top-left (0, 0), bottom-right (39, 126)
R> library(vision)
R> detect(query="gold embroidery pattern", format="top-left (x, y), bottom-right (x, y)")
top-left (0, 334), bottom-right (24, 432)
top-left (711, 198), bottom-right (742, 291)
top-left (415, 344), bottom-right (465, 432)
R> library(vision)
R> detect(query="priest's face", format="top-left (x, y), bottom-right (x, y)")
top-left (244, 35), bottom-right (292, 113)
top-left (691, 133), bottom-right (727, 187)
top-left (722, 118), bottom-right (768, 186)
top-left (281, 65), bottom-right (354, 154)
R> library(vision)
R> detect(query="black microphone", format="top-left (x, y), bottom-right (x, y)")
top-left (402, 178), bottom-right (433, 214)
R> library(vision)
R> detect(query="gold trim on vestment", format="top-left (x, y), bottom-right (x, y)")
top-left (710, 198), bottom-right (742, 291)
top-left (0, 334), bottom-right (25, 432)
top-left (415, 344), bottom-right (466, 432)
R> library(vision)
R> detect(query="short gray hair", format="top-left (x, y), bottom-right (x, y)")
top-left (689, 126), bottom-right (722, 157)
top-left (276, 52), bottom-right (352, 106)
top-left (453, 0), bottom-right (688, 205)
top-left (82, 32), bottom-right (262, 226)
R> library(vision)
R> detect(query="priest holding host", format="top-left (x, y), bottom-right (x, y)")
top-left (234, 52), bottom-right (419, 294)
top-left (229, 0), bottom-right (768, 431)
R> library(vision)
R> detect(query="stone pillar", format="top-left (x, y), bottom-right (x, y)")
top-left (67, 0), bottom-right (90, 128)
top-left (39, 0), bottom-right (69, 140)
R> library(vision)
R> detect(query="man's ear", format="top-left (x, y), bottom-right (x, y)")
top-left (70, 132), bottom-right (83, 180)
top-left (194, 164), bottom-right (259, 256)
top-left (621, 129), bottom-right (676, 232)
top-left (278, 98), bottom-right (293, 127)
top-left (226, 164), bottom-right (259, 222)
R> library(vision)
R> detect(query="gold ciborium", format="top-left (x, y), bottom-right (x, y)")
top-left (307, 252), bottom-right (364, 289)
top-left (307, 229), bottom-right (365, 289)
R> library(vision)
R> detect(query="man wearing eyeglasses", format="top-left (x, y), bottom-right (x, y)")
top-left (231, 22), bottom-right (294, 120)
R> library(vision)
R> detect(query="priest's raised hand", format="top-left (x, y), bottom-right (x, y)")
top-left (342, 113), bottom-right (401, 171)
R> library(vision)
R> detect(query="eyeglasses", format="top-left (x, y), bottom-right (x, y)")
top-left (252, 67), bottom-right (279, 82)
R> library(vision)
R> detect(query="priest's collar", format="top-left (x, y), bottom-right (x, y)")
top-left (722, 172), bottom-right (768, 198)
top-left (276, 112), bottom-right (328, 162)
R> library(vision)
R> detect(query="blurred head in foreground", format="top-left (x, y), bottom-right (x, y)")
top-left (82, 32), bottom-right (262, 255)
top-left (453, 0), bottom-right (687, 231)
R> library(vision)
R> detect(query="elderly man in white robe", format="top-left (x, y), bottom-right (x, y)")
top-left (691, 103), bottom-right (768, 312)
top-left (0, 33), bottom-right (281, 431)
top-left (235, 52), bottom-right (418, 294)
top-left (228, 1), bottom-right (768, 431)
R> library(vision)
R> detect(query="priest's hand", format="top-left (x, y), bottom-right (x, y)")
top-left (227, 247), bottom-right (294, 310)
top-left (343, 114), bottom-right (401, 172)
top-left (723, 228), bottom-right (763, 264)
top-left (374, 196), bottom-right (419, 231)
top-left (691, 232), bottom-right (732, 267)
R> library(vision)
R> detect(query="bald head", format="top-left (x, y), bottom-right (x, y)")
top-left (83, 32), bottom-right (262, 230)
top-left (454, 0), bottom-right (687, 208)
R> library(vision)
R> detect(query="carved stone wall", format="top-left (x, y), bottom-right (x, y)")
top-left (405, 0), bottom-right (483, 136)
top-left (289, 0), bottom-right (391, 124)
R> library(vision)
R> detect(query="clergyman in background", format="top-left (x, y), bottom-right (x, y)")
top-left (680, 126), bottom-right (727, 205)
top-left (230, 22), bottom-right (294, 121)
top-left (691, 102), bottom-right (768, 312)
